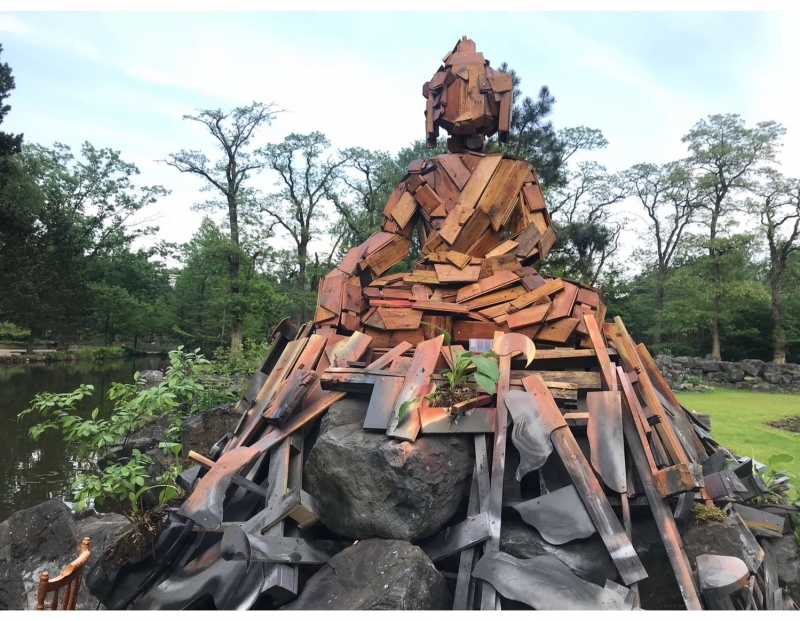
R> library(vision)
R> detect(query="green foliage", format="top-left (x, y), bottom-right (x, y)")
top-left (0, 321), bottom-right (30, 343)
top-left (441, 348), bottom-right (500, 397)
top-left (19, 347), bottom-right (212, 517)
top-left (683, 374), bottom-right (704, 386)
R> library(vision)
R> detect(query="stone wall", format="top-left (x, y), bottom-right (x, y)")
top-left (654, 355), bottom-right (800, 393)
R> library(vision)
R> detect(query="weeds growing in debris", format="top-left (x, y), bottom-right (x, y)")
top-left (398, 325), bottom-right (500, 421)
top-left (692, 504), bottom-right (726, 523)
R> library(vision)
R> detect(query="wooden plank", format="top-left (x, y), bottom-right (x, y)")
top-left (522, 182), bottom-right (545, 211)
top-left (522, 374), bottom-right (648, 586)
top-left (439, 155), bottom-right (503, 245)
top-left (485, 240), bottom-right (519, 260)
top-left (434, 263), bottom-right (482, 283)
top-left (477, 301), bottom-right (512, 320)
top-left (457, 271), bottom-right (521, 303)
top-left (453, 459), bottom-right (481, 610)
top-left (364, 375), bottom-right (405, 431)
top-left (483, 161), bottom-right (531, 231)
top-left (545, 281), bottom-right (579, 322)
top-left (446, 250), bottom-right (472, 270)
top-left (403, 270), bottom-right (441, 285)
top-left (412, 300), bottom-right (470, 314)
top-left (439, 153), bottom-right (472, 191)
top-left (505, 300), bottom-right (551, 330)
top-left (386, 335), bottom-right (444, 441)
top-left (619, 368), bottom-right (702, 609)
top-left (509, 278), bottom-right (563, 312)
top-left (584, 314), bottom-right (616, 391)
top-left (376, 307), bottom-right (423, 330)
top-left (576, 287), bottom-right (601, 308)
top-left (382, 184), bottom-right (407, 217)
top-left (414, 183), bottom-right (442, 215)
top-left (536, 318), bottom-right (580, 344)
top-left (363, 235), bottom-right (411, 277)
top-left (464, 285), bottom-right (529, 311)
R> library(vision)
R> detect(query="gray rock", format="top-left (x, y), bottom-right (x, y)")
top-left (304, 398), bottom-right (473, 541)
top-left (726, 368), bottom-right (745, 382)
top-left (180, 403), bottom-right (239, 457)
top-left (706, 371), bottom-right (727, 383)
top-left (499, 517), bottom-right (617, 586)
top-left (0, 499), bottom-right (128, 610)
top-left (281, 539), bottom-right (451, 610)
top-left (139, 370), bottom-right (163, 386)
top-left (771, 535), bottom-right (800, 604)
top-left (699, 360), bottom-right (720, 373)
top-left (740, 359), bottom-right (764, 377)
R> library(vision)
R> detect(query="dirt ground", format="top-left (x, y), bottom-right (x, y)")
top-left (768, 415), bottom-right (800, 433)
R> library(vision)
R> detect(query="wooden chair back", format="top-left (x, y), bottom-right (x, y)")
top-left (36, 537), bottom-right (91, 610)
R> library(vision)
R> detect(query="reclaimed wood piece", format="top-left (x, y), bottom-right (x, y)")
top-left (584, 314), bottom-right (616, 391)
top-left (463, 285), bottom-right (528, 311)
top-left (420, 407), bottom-right (495, 434)
top-left (522, 181), bottom-right (546, 211)
top-left (415, 183), bottom-right (442, 215)
top-left (386, 335), bottom-right (444, 442)
top-left (586, 390), bottom-right (626, 493)
top-left (362, 235), bottom-right (411, 277)
top-left (609, 317), bottom-right (691, 468)
top-left (446, 250), bottom-right (472, 269)
top-left (263, 369), bottom-right (318, 426)
top-left (482, 160), bottom-right (530, 231)
top-left (404, 270), bottom-right (441, 285)
top-left (485, 239), bottom-right (519, 258)
top-left (576, 287), bottom-right (601, 308)
top-left (439, 155), bottom-right (503, 245)
top-left (439, 153), bottom-right (472, 190)
top-left (420, 314), bottom-right (452, 342)
top-left (339, 243), bottom-right (366, 276)
top-left (478, 301), bottom-right (513, 320)
top-left (478, 331), bottom-right (515, 611)
top-left (536, 318), bottom-right (580, 344)
top-left (509, 278), bottom-right (564, 312)
top-left (505, 300), bottom-right (551, 330)
top-left (453, 458), bottom-right (481, 610)
top-left (320, 368), bottom-right (406, 393)
top-left (376, 307), bottom-right (423, 330)
top-left (521, 374), bottom-right (648, 586)
top-left (434, 263), bottom-right (482, 283)
top-left (412, 300), bottom-right (470, 314)
top-left (456, 270), bottom-right (520, 303)
top-left (545, 281), bottom-right (579, 322)
top-left (619, 372), bottom-right (702, 609)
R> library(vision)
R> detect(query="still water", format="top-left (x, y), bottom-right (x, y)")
top-left (0, 356), bottom-right (165, 522)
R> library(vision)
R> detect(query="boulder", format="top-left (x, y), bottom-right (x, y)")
top-left (699, 360), bottom-right (720, 373)
top-left (499, 517), bottom-right (617, 586)
top-left (771, 535), bottom-right (800, 604)
top-left (304, 398), bottom-right (473, 541)
top-left (726, 368), bottom-right (745, 382)
top-left (0, 499), bottom-right (128, 610)
top-left (740, 359), bottom-right (764, 377)
top-left (281, 539), bottom-right (451, 610)
top-left (180, 403), bottom-right (239, 457)
top-left (139, 370), bottom-right (163, 387)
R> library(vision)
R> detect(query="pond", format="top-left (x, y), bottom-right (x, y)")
top-left (0, 356), bottom-right (166, 523)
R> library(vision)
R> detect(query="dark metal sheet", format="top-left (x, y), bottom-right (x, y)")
top-left (732, 503), bottom-right (785, 538)
top-left (704, 470), bottom-right (747, 499)
top-left (726, 512), bottom-right (764, 573)
top-left (421, 407), bottom-right (495, 434)
top-left (513, 485), bottom-right (596, 545)
top-left (504, 390), bottom-right (555, 480)
top-left (178, 446), bottom-right (261, 530)
top-left (472, 551), bottom-right (632, 610)
top-left (422, 511), bottom-right (491, 562)
top-left (134, 541), bottom-right (266, 610)
top-left (586, 390), bottom-right (626, 493)
top-left (363, 375), bottom-right (404, 430)
top-left (222, 525), bottom-right (347, 565)
top-left (702, 449), bottom-right (729, 475)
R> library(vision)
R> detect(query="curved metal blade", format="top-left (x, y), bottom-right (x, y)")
top-left (492, 332), bottom-right (536, 367)
top-left (221, 524), bottom-right (252, 569)
top-left (586, 391), bottom-right (626, 493)
top-left (697, 554), bottom-right (749, 596)
top-left (505, 391), bottom-right (556, 480)
top-left (472, 551), bottom-right (632, 610)
top-left (513, 485), bottom-right (596, 545)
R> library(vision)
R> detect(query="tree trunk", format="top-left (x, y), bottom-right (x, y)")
top-left (133, 334), bottom-right (138, 350)
top-left (227, 194), bottom-right (242, 354)
top-left (770, 270), bottom-right (786, 364)
top-left (710, 294), bottom-right (721, 360)
top-left (297, 235), bottom-right (309, 293)
top-left (105, 311), bottom-right (112, 346)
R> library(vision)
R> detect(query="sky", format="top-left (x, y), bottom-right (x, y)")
top-left (1, 10), bottom-right (799, 261)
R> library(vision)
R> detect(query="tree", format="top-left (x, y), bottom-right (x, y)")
top-left (0, 142), bottom-right (167, 348)
top-left (682, 113), bottom-right (786, 358)
top-left (541, 160), bottom-right (626, 285)
top-left (259, 132), bottom-right (349, 306)
top-left (748, 171), bottom-right (800, 363)
top-left (622, 160), bottom-right (703, 344)
top-left (0, 43), bottom-right (23, 157)
top-left (328, 147), bottom-right (397, 250)
top-left (164, 102), bottom-right (280, 351)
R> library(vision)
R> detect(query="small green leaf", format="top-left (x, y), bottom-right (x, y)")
top-left (471, 356), bottom-right (500, 382)
top-left (474, 372), bottom-right (497, 396)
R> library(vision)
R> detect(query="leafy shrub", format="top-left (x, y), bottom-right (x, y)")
top-left (19, 347), bottom-right (211, 518)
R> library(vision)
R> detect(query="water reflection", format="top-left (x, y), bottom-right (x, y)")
top-left (0, 356), bottom-right (165, 522)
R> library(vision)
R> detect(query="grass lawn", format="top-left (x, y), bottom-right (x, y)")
top-left (676, 388), bottom-right (800, 481)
